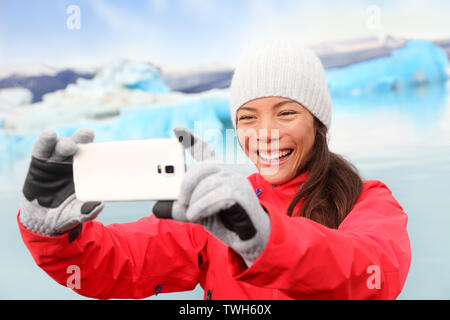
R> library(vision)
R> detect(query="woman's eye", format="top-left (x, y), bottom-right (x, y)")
top-left (279, 111), bottom-right (297, 116)
top-left (238, 115), bottom-right (254, 121)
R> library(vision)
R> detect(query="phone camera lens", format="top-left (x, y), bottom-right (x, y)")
top-left (165, 165), bottom-right (175, 174)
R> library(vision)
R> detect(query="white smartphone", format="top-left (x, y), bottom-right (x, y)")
top-left (73, 138), bottom-right (186, 202)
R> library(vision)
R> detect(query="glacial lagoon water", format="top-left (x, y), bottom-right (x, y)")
top-left (1, 82), bottom-right (450, 299)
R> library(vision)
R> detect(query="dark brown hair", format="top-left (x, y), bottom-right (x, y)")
top-left (286, 117), bottom-right (363, 229)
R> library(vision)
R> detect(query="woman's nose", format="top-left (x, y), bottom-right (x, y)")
top-left (256, 120), bottom-right (280, 143)
top-left (257, 130), bottom-right (278, 144)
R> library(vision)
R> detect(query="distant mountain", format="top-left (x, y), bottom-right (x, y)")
top-left (0, 69), bottom-right (95, 103)
top-left (0, 63), bottom-right (62, 79)
top-left (162, 67), bottom-right (234, 93)
top-left (310, 34), bottom-right (408, 68)
top-left (1, 35), bottom-right (449, 99)
top-left (160, 34), bottom-right (409, 93)
top-left (162, 35), bottom-right (450, 93)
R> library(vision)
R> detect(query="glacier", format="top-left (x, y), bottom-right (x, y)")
top-left (65, 59), bottom-right (170, 98)
top-left (0, 87), bottom-right (33, 128)
top-left (326, 39), bottom-right (450, 96)
top-left (1, 39), bottom-right (449, 172)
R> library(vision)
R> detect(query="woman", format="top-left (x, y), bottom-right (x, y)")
top-left (17, 38), bottom-right (411, 299)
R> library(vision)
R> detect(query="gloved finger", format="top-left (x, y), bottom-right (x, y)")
top-left (177, 162), bottom-right (223, 208)
top-left (48, 136), bottom-right (79, 162)
top-left (80, 201), bottom-right (103, 214)
top-left (186, 183), bottom-right (236, 222)
top-left (79, 201), bottom-right (104, 222)
top-left (153, 200), bottom-right (174, 219)
top-left (218, 203), bottom-right (257, 241)
top-left (153, 200), bottom-right (189, 222)
top-left (31, 130), bottom-right (58, 161)
top-left (188, 170), bottom-right (231, 207)
top-left (187, 182), bottom-right (258, 241)
top-left (72, 128), bottom-right (95, 144)
top-left (173, 126), bottom-right (219, 162)
top-left (54, 198), bottom-right (104, 234)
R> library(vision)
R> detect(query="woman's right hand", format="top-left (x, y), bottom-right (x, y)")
top-left (19, 129), bottom-right (104, 241)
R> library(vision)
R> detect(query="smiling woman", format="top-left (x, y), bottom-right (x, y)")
top-left (235, 96), bottom-right (363, 228)
top-left (17, 37), bottom-right (411, 300)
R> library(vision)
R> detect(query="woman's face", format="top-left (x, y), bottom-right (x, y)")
top-left (236, 96), bottom-right (316, 184)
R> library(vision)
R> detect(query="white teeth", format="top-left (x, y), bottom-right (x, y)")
top-left (259, 150), bottom-right (292, 161)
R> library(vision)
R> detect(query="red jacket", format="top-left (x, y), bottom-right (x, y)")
top-left (17, 171), bottom-right (411, 299)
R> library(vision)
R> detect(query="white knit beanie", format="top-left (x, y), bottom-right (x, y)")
top-left (229, 37), bottom-right (332, 130)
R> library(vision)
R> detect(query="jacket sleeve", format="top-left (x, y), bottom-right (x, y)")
top-left (226, 180), bottom-right (411, 299)
top-left (17, 211), bottom-right (208, 299)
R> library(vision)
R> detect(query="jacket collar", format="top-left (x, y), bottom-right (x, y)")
top-left (255, 170), bottom-right (310, 192)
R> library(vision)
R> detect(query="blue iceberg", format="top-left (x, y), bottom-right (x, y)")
top-left (1, 39), bottom-right (449, 173)
top-left (65, 59), bottom-right (170, 98)
top-left (326, 39), bottom-right (450, 96)
top-left (0, 92), bottom-right (231, 173)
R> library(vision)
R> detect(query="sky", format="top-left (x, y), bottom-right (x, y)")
top-left (0, 0), bottom-right (449, 73)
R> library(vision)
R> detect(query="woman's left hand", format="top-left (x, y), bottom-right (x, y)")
top-left (153, 127), bottom-right (270, 267)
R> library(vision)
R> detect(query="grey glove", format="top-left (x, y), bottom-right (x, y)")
top-left (154, 127), bottom-right (271, 266)
top-left (19, 129), bottom-right (104, 240)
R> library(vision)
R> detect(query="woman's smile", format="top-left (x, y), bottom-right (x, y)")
top-left (253, 148), bottom-right (294, 166)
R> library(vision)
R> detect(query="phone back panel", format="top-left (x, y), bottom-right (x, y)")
top-left (73, 138), bottom-right (185, 202)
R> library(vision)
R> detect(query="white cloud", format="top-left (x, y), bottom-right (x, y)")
top-left (236, 0), bottom-right (450, 48)
top-left (377, 0), bottom-right (450, 40)
top-left (86, 1), bottom-right (175, 66)
top-left (91, 1), bottom-right (146, 33)
top-left (5, 0), bottom-right (449, 70)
